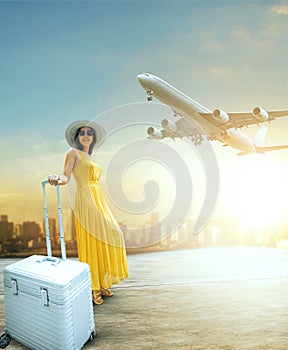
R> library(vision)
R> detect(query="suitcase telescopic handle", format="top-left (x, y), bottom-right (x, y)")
top-left (41, 180), bottom-right (67, 261)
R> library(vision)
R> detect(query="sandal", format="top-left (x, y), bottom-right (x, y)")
top-left (100, 287), bottom-right (113, 297)
top-left (92, 290), bottom-right (104, 305)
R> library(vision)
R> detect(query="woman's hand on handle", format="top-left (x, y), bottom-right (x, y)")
top-left (48, 174), bottom-right (61, 186)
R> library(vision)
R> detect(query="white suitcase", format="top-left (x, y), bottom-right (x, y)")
top-left (2, 181), bottom-right (95, 350)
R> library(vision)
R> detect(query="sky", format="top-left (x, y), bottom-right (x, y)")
top-left (1, 0), bottom-right (288, 241)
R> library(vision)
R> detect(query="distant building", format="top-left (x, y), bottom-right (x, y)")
top-left (14, 224), bottom-right (21, 237)
top-left (150, 212), bottom-right (162, 246)
top-left (2, 238), bottom-right (24, 253)
top-left (1, 215), bottom-right (8, 222)
top-left (22, 221), bottom-right (41, 244)
top-left (0, 215), bottom-right (13, 243)
top-left (42, 218), bottom-right (57, 245)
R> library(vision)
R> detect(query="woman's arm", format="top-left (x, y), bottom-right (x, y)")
top-left (48, 148), bottom-right (79, 186)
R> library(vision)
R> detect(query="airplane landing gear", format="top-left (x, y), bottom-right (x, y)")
top-left (147, 90), bottom-right (153, 101)
top-left (207, 135), bottom-right (217, 141)
top-left (220, 130), bottom-right (230, 141)
top-left (190, 134), bottom-right (203, 145)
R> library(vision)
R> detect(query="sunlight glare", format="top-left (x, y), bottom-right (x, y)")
top-left (223, 155), bottom-right (288, 229)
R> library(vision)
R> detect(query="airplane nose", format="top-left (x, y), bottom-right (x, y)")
top-left (137, 73), bottom-right (148, 81)
top-left (137, 73), bottom-right (151, 88)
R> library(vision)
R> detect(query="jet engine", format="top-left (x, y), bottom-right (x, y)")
top-left (252, 106), bottom-right (269, 122)
top-left (161, 119), bottom-right (177, 131)
top-left (212, 109), bottom-right (229, 124)
top-left (147, 126), bottom-right (163, 139)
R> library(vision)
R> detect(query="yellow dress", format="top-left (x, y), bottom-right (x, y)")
top-left (72, 150), bottom-right (128, 290)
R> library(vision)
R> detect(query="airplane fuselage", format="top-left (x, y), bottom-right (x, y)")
top-left (137, 73), bottom-right (257, 153)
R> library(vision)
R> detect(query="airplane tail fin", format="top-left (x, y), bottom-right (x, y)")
top-left (237, 125), bottom-right (288, 155)
top-left (252, 125), bottom-right (288, 154)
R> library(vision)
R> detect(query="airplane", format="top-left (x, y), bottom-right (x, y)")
top-left (137, 73), bottom-right (288, 155)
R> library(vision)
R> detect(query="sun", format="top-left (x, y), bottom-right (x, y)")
top-left (222, 154), bottom-right (288, 230)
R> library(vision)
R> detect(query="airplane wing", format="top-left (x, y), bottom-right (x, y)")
top-left (147, 116), bottom-right (205, 143)
top-left (200, 109), bottom-right (288, 129)
top-left (237, 144), bottom-right (288, 156)
top-left (257, 144), bottom-right (288, 152)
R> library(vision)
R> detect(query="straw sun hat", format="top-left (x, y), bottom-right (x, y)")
top-left (65, 120), bottom-right (106, 150)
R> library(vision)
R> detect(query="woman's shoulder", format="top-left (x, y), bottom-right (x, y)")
top-left (67, 147), bottom-right (79, 155)
top-left (66, 147), bottom-right (81, 159)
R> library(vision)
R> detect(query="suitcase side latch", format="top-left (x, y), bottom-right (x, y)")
top-left (40, 288), bottom-right (49, 307)
top-left (11, 279), bottom-right (18, 295)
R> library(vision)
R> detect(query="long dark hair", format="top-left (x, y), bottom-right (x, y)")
top-left (73, 127), bottom-right (97, 155)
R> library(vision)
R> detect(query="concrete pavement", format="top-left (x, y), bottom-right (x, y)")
top-left (1, 246), bottom-right (288, 349)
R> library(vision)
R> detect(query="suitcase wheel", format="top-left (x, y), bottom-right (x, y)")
top-left (0, 333), bottom-right (11, 348)
top-left (89, 331), bottom-right (95, 342)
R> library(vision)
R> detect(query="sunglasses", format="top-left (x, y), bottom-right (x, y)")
top-left (78, 130), bottom-right (94, 137)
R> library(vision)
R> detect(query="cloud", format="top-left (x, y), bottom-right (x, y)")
top-left (270, 6), bottom-right (288, 15)
top-left (32, 141), bottom-right (50, 151)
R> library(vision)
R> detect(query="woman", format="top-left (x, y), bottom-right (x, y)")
top-left (48, 120), bottom-right (129, 305)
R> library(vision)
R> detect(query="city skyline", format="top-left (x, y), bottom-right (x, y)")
top-left (1, 202), bottom-right (287, 256)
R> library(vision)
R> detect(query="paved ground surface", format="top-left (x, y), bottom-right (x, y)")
top-left (0, 246), bottom-right (288, 349)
